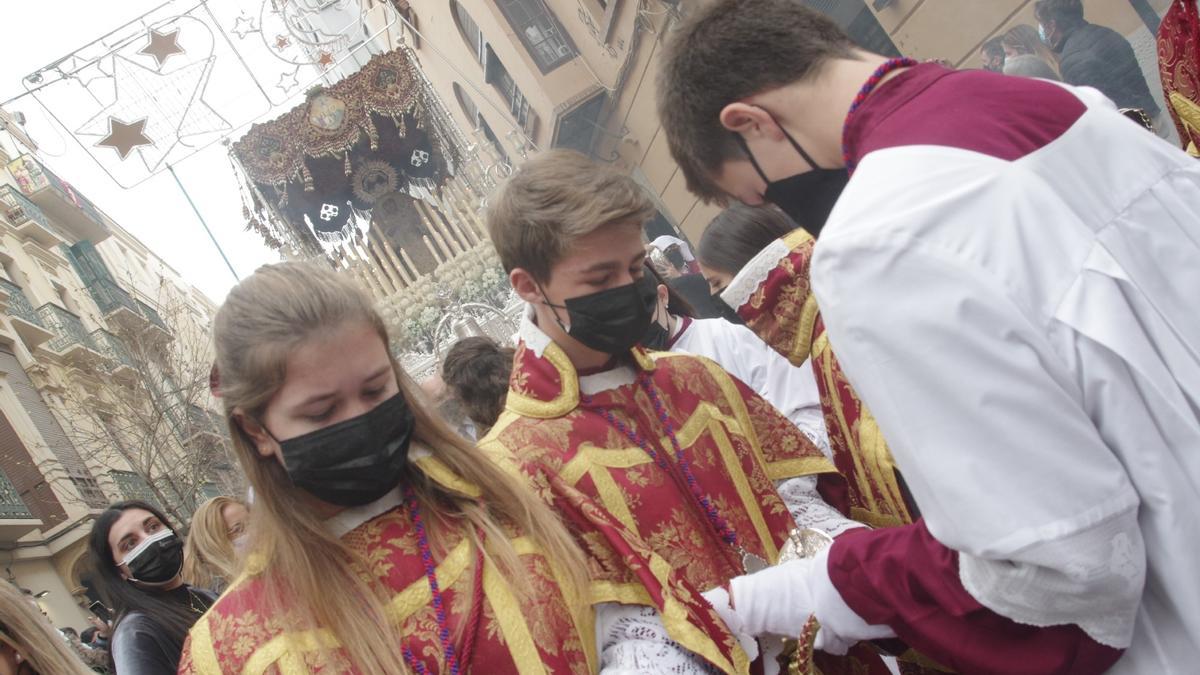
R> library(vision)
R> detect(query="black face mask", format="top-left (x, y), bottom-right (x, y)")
top-left (272, 392), bottom-right (415, 507)
top-left (544, 273), bottom-right (659, 355)
top-left (641, 302), bottom-right (671, 351)
top-left (735, 126), bottom-right (850, 238)
top-left (122, 529), bottom-right (184, 585)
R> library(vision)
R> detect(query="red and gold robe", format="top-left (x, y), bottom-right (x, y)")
top-left (480, 324), bottom-right (896, 674)
top-left (725, 229), bottom-right (950, 674)
top-left (1158, 0), bottom-right (1200, 156)
top-left (727, 228), bottom-right (914, 531)
top-left (178, 452), bottom-right (743, 674)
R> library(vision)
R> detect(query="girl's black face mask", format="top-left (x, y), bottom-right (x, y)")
top-left (543, 272), bottom-right (659, 355)
top-left (734, 120), bottom-right (849, 238)
top-left (268, 392), bottom-right (415, 507)
top-left (122, 528), bottom-right (184, 585)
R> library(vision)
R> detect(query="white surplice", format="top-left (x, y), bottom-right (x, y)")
top-left (812, 83), bottom-right (1200, 672)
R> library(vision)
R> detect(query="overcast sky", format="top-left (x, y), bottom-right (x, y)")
top-left (0, 1), bottom-right (286, 305)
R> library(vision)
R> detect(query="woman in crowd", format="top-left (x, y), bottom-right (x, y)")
top-left (0, 581), bottom-right (92, 675)
top-left (1001, 24), bottom-right (1061, 79)
top-left (440, 336), bottom-right (515, 437)
top-left (640, 262), bottom-right (831, 457)
top-left (87, 501), bottom-right (216, 675)
top-left (179, 262), bottom-right (738, 674)
top-left (696, 202), bottom-right (795, 296)
top-left (180, 496), bottom-right (248, 594)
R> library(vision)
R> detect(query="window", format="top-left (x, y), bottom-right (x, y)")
top-left (70, 472), bottom-right (106, 508)
top-left (553, 94), bottom-right (607, 155)
top-left (495, 0), bottom-right (578, 72)
top-left (451, 1), bottom-right (487, 64)
top-left (453, 83), bottom-right (508, 161)
top-left (483, 46), bottom-right (533, 130)
top-left (451, 2), bottom-right (535, 133)
top-left (490, 63), bottom-right (531, 127)
top-left (111, 470), bottom-right (161, 509)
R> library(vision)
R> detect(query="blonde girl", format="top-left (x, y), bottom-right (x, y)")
top-left (177, 262), bottom-right (591, 674)
top-left (180, 496), bottom-right (248, 593)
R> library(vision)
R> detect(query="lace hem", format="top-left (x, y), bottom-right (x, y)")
top-left (596, 604), bottom-right (719, 674)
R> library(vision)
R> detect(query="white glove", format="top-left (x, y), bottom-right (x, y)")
top-left (700, 586), bottom-right (760, 662)
top-left (728, 558), bottom-right (817, 638)
top-left (712, 550), bottom-right (897, 656)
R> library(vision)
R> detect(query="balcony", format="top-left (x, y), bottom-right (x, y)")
top-left (36, 303), bottom-right (102, 365)
top-left (0, 279), bottom-right (53, 348)
top-left (134, 298), bottom-right (172, 346)
top-left (7, 155), bottom-right (109, 243)
top-left (137, 299), bottom-right (168, 331)
top-left (90, 328), bottom-right (138, 381)
top-left (0, 469), bottom-right (41, 541)
top-left (86, 278), bottom-right (143, 329)
top-left (183, 404), bottom-right (223, 443)
top-left (0, 185), bottom-right (64, 248)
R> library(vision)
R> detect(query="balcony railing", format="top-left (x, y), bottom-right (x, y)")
top-left (90, 329), bottom-right (135, 370)
top-left (137, 299), bottom-right (169, 332)
top-left (0, 469), bottom-right (32, 519)
top-left (87, 278), bottom-right (140, 317)
top-left (36, 304), bottom-right (98, 354)
top-left (0, 279), bottom-right (44, 327)
top-left (8, 155), bottom-right (109, 242)
top-left (38, 163), bottom-right (106, 228)
top-left (0, 185), bottom-right (61, 239)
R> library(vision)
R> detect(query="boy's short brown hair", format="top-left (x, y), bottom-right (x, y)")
top-left (657, 0), bottom-right (855, 203)
top-left (486, 149), bottom-right (655, 282)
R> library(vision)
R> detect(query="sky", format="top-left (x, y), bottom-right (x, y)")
top-left (0, 1), bottom-right (291, 305)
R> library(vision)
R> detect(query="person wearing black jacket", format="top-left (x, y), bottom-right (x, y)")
top-left (87, 501), bottom-right (215, 675)
top-left (1036, 0), bottom-right (1160, 116)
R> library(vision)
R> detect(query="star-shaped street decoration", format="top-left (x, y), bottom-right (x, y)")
top-left (231, 14), bottom-right (257, 39)
top-left (96, 117), bottom-right (154, 159)
top-left (138, 28), bottom-right (185, 68)
top-left (77, 55), bottom-right (230, 171)
top-left (276, 69), bottom-right (300, 93)
top-left (275, 34), bottom-right (291, 51)
top-left (316, 51), bottom-right (335, 69)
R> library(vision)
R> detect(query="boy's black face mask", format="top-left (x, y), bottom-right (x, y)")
top-left (734, 119), bottom-right (849, 238)
top-left (542, 273), bottom-right (659, 355)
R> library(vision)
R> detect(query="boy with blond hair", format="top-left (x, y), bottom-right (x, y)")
top-left (480, 149), bottom-right (879, 672)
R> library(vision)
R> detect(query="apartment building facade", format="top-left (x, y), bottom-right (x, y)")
top-left (0, 109), bottom-right (232, 629)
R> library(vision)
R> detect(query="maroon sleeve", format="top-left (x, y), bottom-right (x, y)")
top-left (827, 520), bottom-right (1124, 675)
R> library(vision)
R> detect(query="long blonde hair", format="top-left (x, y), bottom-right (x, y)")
top-left (182, 496), bottom-right (245, 591)
top-left (0, 581), bottom-right (92, 675)
top-left (1002, 24), bottom-right (1061, 74)
top-left (213, 262), bottom-right (586, 674)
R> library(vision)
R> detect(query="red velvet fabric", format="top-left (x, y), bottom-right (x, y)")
top-left (826, 521), bottom-right (1123, 675)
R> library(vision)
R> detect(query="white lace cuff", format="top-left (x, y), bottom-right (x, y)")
top-left (595, 603), bottom-right (719, 674)
top-left (775, 475), bottom-right (865, 538)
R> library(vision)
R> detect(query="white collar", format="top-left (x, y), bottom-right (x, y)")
top-left (321, 446), bottom-right (433, 538)
top-left (579, 366), bottom-right (636, 396)
top-left (519, 303), bottom-right (554, 358)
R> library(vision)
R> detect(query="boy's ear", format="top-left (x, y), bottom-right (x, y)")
top-left (510, 268), bottom-right (543, 304)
